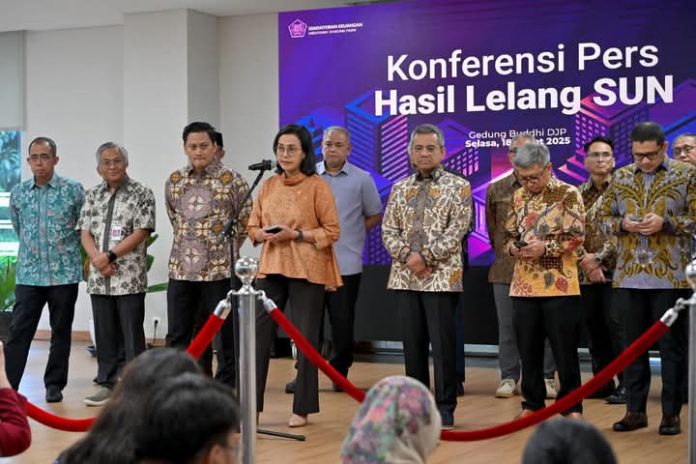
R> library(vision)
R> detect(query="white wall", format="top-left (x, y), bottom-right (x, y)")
top-left (24, 25), bottom-right (124, 335)
top-left (218, 13), bottom-right (278, 259)
top-left (22, 12), bottom-right (281, 335)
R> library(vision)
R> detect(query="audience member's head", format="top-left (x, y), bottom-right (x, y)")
top-left (59, 348), bottom-right (202, 464)
top-left (340, 375), bottom-right (440, 464)
top-left (522, 418), bottom-right (617, 464)
top-left (135, 373), bottom-right (241, 464)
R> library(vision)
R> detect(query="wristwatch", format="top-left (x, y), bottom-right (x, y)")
top-left (295, 230), bottom-right (304, 242)
top-left (107, 250), bottom-right (118, 263)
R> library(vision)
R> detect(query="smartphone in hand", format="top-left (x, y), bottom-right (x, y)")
top-left (264, 225), bottom-right (283, 234)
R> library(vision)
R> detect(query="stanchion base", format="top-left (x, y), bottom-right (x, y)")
top-left (258, 428), bottom-right (306, 441)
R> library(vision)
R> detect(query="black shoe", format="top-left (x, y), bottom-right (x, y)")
top-left (456, 381), bottom-right (465, 397)
top-left (658, 415), bottom-right (681, 435)
top-left (440, 410), bottom-right (454, 430)
top-left (588, 381), bottom-right (616, 399)
top-left (612, 412), bottom-right (647, 432)
top-left (45, 386), bottom-right (63, 403)
top-left (606, 386), bottom-right (626, 405)
top-left (285, 379), bottom-right (296, 394)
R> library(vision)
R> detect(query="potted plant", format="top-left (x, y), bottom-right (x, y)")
top-left (0, 258), bottom-right (16, 341)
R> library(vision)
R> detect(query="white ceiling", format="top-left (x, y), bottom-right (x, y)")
top-left (0, 0), bottom-right (352, 33)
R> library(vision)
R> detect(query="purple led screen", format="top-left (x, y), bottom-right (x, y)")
top-left (279, 0), bottom-right (696, 266)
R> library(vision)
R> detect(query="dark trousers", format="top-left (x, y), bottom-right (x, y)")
top-left (256, 275), bottom-right (324, 415)
top-left (513, 296), bottom-right (583, 414)
top-left (581, 283), bottom-right (624, 385)
top-left (5, 283), bottom-right (78, 390)
top-left (325, 273), bottom-right (361, 376)
top-left (166, 278), bottom-right (236, 388)
top-left (455, 295), bottom-right (466, 383)
top-left (91, 293), bottom-right (146, 388)
top-left (613, 288), bottom-right (687, 416)
top-left (397, 290), bottom-right (458, 414)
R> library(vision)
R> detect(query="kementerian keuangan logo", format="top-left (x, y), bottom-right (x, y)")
top-left (288, 19), bottom-right (308, 38)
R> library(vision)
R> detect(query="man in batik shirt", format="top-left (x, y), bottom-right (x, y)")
top-left (382, 123), bottom-right (472, 430)
top-left (505, 142), bottom-right (585, 419)
top-left (601, 122), bottom-right (695, 436)
top-left (165, 121), bottom-right (252, 388)
top-left (486, 133), bottom-right (557, 400)
top-left (576, 136), bottom-right (624, 403)
top-left (78, 142), bottom-right (156, 406)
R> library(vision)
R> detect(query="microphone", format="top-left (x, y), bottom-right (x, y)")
top-left (248, 159), bottom-right (277, 171)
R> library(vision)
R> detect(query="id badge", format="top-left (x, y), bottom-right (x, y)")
top-left (110, 226), bottom-right (124, 242)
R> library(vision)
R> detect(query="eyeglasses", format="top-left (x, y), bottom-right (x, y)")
top-left (586, 151), bottom-right (613, 160)
top-left (633, 149), bottom-right (662, 162)
top-left (518, 165), bottom-right (549, 184)
top-left (276, 145), bottom-right (300, 156)
top-left (28, 154), bottom-right (53, 162)
top-left (100, 159), bottom-right (124, 167)
top-left (673, 145), bottom-right (694, 157)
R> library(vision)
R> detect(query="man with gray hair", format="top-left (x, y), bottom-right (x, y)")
top-left (77, 142), bottom-right (156, 406)
top-left (485, 133), bottom-right (557, 400)
top-left (671, 132), bottom-right (696, 165)
top-left (505, 142), bottom-right (585, 419)
top-left (382, 123), bottom-right (472, 429)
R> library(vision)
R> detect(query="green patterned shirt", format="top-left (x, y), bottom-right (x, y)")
top-left (10, 174), bottom-right (84, 286)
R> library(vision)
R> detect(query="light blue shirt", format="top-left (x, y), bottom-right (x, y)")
top-left (317, 161), bottom-right (382, 275)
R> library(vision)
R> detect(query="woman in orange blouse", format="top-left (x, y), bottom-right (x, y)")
top-left (248, 124), bottom-right (342, 427)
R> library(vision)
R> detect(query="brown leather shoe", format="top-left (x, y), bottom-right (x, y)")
top-left (658, 415), bottom-right (681, 435)
top-left (515, 409), bottom-right (535, 420)
top-left (612, 412), bottom-right (647, 432)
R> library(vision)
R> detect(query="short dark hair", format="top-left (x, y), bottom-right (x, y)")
top-left (522, 418), bottom-right (617, 464)
top-left (273, 124), bottom-right (317, 176)
top-left (213, 131), bottom-right (224, 147)
top-left (28, 136), bottom-right (57, 157)
top-left (630, 121), bottom-right (665, 146)
top-left (583, 135), bottom-right (614, 153)
top-left (135, 373), bottom-right (240, 463)
top-left (182, 121), bottom-right (216, 144)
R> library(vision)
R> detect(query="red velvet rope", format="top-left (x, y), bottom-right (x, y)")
top-left (24, 304), bottom-right (672, 438)
top-left (25, 313), bottom-right (226, 432)
top-left (25, 402), bottom-right (95, 432)
top-left (268, 306), bottom-right (671, 441)
top-left (186, 314), bottom-right (226, 360)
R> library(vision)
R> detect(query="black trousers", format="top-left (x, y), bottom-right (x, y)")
top-left (91, 293), bottom-right (146, 388)
top-left (256, 275), bottom-right (324, 415)
top-left (513, 296), bottom-right (583, 414)
top-left (397, 290), bottom-right (458, 414)
top-left (613, 288), bottom-right (687, 416)
top-left (5, 283), bottom-right (78, 390)
top-left (455, 293), bottom-right (466, 383)
top-left (325, 273), bottom-right (361, 376)
top-left (166, 278), bottom-right (236, 388)
top-left (581, 283), bottom-right (624, 385)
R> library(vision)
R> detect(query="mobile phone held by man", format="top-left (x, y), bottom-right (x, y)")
top-left (513, 239), bottom-right (528, 249)
top-left (264, 225), bottom-right (283, 234)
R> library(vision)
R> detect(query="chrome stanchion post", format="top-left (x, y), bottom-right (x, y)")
top-left (685, 260), bottom-right (696, 464)
top-left (234, 257), bottom-right (260, 464)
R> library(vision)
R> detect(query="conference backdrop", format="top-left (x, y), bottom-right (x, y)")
top-left (279, 0), bottom-right (696, 268)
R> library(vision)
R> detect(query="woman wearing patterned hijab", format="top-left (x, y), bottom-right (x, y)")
top-left (340, 375), bottom-right (441, 463)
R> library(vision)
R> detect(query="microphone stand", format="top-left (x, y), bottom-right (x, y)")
top-left (223, 167), bottom-right (305, 443)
